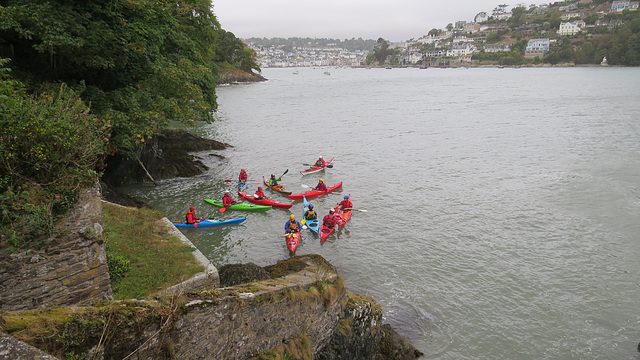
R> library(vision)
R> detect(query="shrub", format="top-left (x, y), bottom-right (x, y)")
top-left (0, 60), bottom-right (110, 247)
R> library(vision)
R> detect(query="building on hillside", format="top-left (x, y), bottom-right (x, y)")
top-left (463, 23), bottom-right (482, 33)
top-left (474, 12), bottom-right (490, 23)
top-left (557, 21), bottom-right (586, 35)
top-left (492, 4), bottom-right (513, 20)
top-left (516, 23), bottom-right (541, 34)
top-left (559, 3), bottom-right (578, 11)
top-left (611, 1), bottom-right (639, 11)
top-left (596, 18), bottom-right (624, 28)
top-left (483, 43), bottom-right (512, 53)
top-left (561, 12), bottom-right (582, 20)
top-left (446, 44), bottom-right (478, 58)
top-left (524, 38), bottom-right (550, 59)
top-left (424, 49), bottom-right (447, 58)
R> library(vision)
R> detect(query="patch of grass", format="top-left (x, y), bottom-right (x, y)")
top-left (102, 203), bottom-right (204, 299)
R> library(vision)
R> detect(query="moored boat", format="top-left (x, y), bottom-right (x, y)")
top-left (173, 218), bottom-right (247, 228)
top-left (285, 231), bottom-right (301, 253)
top-left (203, 199), bottom-right (271, 212)
top-left (238, 191), bottom-right (292, 209)
top-left (288, 182), bottom-right (342, 200)
top-left (300, 157), bottom-right (334, 175)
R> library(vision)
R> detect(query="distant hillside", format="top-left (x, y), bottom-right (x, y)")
top-left (244, 37), bottom-right (378, 52)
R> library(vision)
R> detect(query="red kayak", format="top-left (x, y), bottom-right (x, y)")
top-left (238, 191), bottom-right (293, 209)
top-left (286, 231), bottom-right (301, 253)
top-left (288, 182), bottom-right (343, 200)
top-left (335, 195), bottom-right (352, 228)
top-left (301, 157), bottom-right (334, 175)
top-left (319, 222), bottom-right (335, 243)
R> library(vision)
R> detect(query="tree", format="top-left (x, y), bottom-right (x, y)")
top-left (428, 28), bottom-right (442, 36)
top-left (372, 38), bottom-right (391, 64)
top-left (446, 23), bottom-right (454, 31)
top-left (0, 0), bottom-right (220, 155)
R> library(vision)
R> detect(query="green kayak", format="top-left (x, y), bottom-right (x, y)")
top-left (204, 199), bottom-right (271, 212)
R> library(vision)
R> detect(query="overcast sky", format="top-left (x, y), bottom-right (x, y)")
top-left (212, 1), bottom-right (527, 42)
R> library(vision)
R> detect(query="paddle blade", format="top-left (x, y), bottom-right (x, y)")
top-left (281, 169), bottom-right (289, 177)
top-left (219, 207), bottom-right (226, 212)
top-left (224, 180), bottom-right (234, 182)
top-left (301, 184), bottom-right (310, 188)
top-left (301, 218), bottom-right (306, 225)
top-left (326, 164), bottom-right (333, 168)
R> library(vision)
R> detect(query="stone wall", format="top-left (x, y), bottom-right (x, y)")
top-left (0, 184), bottom-right (113, 311)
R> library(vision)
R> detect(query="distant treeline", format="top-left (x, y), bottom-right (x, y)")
top-left (244, 37), bottom-right (378, 52)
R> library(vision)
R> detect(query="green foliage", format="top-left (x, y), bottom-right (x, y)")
top-left (215, 30), bottom-right (261, 74)
top-left (0, 0), bottom-right (220, 155)
top-left (106, 249), bottom-right (130, 283)
top-left (0, 63), bottom-right (109, 246)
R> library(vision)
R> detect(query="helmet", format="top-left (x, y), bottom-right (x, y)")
top-left (319, 178), bottom-right (324, 182)
top-left (290, 214), bottom-right (295, 220)
top-left (319, 156), bottom-right (323, 159)
top-left (241, 168), bottom-right (245, 172)
top-left (225, 190), bottom-right (230, 194)
top-left (271, 174), bottom-right (275, 177)
top-left (190, 207), bottom-right (196, 211)
top-left (344, 195), bottom-right (349, 199)
top-left (308, 204), bottom-right (314, 210)
top-left (329, 208), bottom-right (335, 214)
top-left (258, 186), bottom-right (263, 190)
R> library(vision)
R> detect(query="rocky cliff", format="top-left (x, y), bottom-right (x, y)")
top-left (1, 255), bottom-right (422, 359)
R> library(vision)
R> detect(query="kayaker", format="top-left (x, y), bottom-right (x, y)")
top-left (323, 208), bottom-right (340, 228)
top-left (269, 173), bottom-right (281, 186)
top-left (285, 214), bottom-right (301, 233)
top-left (239, 168), bottom-right (248, 182)
top-left (314, 179), bottom-right (328, 192)
top-left (254, 186), bottom-right (267, 199)
top-left (338, 195), bottom-right (352, 211)
top-left (222, 190), bottom-right (236, 206)
top-left (314, 156), bottom-right (325, 168)
top-left (186, 207), bottom-right (201, 224)
top-left (304, 204), bottom-right (317, 220)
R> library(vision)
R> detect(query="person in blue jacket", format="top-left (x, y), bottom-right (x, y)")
top-left (285, 214), bottom-right (301, 233)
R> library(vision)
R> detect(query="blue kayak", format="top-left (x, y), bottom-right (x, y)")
top-left (302, 196), bottom-right (319, 234)
top-left (173, 218), bottom-right (247, 228)
top-left (238, 180), bottom-right (248, 190)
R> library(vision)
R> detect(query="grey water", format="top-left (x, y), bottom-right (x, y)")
top-left (120, 67), bottom-right (640, 359)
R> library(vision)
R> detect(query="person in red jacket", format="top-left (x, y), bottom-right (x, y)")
top-left (254, 186), bottom-right (267, 200)
top-left (222, 190), bottom-right (236, 206)
top-left (238, 168), bottom-right (248, 182)
top-left (323, 208), bottom-right (340, 228)
top-left (338, 195), bottom-right (352, 211)
top-left (314, 178), bottom-right (328, 191)
top-left (186, 207), bottom-right (201, 224)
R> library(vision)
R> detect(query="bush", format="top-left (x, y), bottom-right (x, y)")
top-left (0, 61), bottom-right (110, 247)
top-left (106, 251), bottom-right (130, 283)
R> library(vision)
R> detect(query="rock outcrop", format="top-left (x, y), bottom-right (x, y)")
top-left (101, 129), bottom-right (229, 187)
top-left (0, 255), bottom-right (423, 359)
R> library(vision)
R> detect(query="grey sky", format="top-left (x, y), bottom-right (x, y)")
top-left (212, 1), bottom-right (526, 42)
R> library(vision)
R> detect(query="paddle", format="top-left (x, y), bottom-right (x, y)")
top-left (280, 169), bottom-right (289, 177)
top-left (224, 179), bottom-right (261, 182)
top-left (326, 207), bottom-right (367, 212)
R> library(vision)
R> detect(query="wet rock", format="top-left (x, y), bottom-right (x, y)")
top-left (218, 262), bottom-right (271, 287)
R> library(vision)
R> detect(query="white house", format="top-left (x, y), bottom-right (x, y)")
top-left (561, 12), bottom-right (582, 20)
top-left (484, 43), bottom-right (512, 53)
top-left (474, 12), bottom-right (490, 23)
top-left (557, 21), bottom-right (585, 35)
top-left (524, 38), bottom-right (550, 58)
top-left (446, 44), bottom-right (477, 58)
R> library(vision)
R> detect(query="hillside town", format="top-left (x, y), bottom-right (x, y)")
top-left (247, 0), bottom-right (639, 67)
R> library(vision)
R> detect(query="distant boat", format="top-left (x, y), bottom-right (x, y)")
top-left (324, 71), bottom-right (330, 75)
top-left (293, 69), bottom-right (299, 74)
